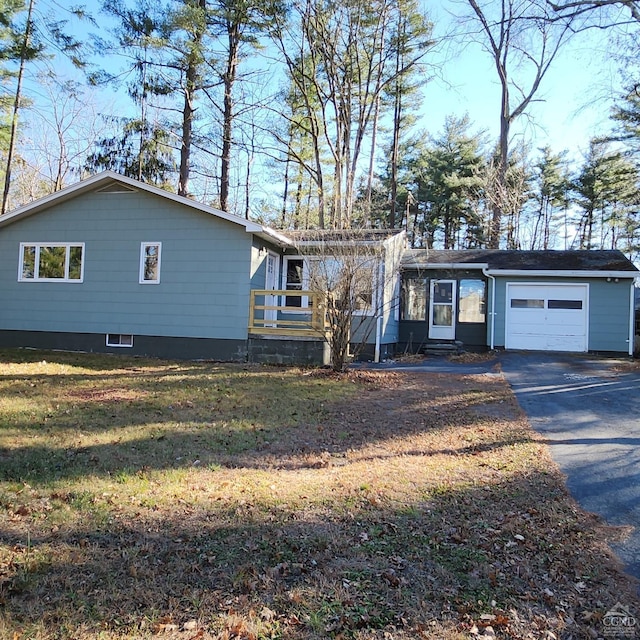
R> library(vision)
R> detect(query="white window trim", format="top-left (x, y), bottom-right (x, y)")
top-left (106, 334), bottom-right (134, 348)
top-left (282, 255), bottom-right (312, 311)
top-left (282, 255), bottom-right (378, 315)
top-left (139, 242), bottom-right (162, 284)
top-left (18, 242), bottom-right (85, 283)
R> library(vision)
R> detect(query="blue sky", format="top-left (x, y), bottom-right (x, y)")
top-left (420, 8), bottom-right (621, 162)
top-left (32, 0), bottom-right (626, 174)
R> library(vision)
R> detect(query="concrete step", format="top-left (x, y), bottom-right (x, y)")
top-left (423, 341), bottom-right (464, 356)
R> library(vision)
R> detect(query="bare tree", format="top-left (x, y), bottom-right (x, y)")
top-left (548, 0), bottom-right (640, 23)
top-left (271, 0), bottom-right (432, 229)
top-left (24, 74), bottom-right (110, 192)
top-left (460, 0), bottom-right (574, 246)
top-left (290, 229), bottom-right (403, 370)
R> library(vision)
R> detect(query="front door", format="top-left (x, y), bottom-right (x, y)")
top-left (429, 279), bottom-right (456, 340)
top-left (264, 252), bottom-right (280, 327)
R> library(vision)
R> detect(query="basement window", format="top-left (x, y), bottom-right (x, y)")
top-left (106, 334), bottom-right (133, 348)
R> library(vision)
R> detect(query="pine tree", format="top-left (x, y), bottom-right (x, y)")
top-left (573, 140), bottom-right (640, 251)
top-left (529, 146), bottom-right (571, 249)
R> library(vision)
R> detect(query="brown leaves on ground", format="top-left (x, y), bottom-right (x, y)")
top-left (0, 355), bottom-right (637, 640)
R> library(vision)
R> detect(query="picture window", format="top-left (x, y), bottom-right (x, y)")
top-left (19, 243), bottom-right (84, 282)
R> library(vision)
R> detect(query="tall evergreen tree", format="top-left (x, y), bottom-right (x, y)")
top-left (610, 84), bottom-right (640, 157)
top-left (418, 116), bottom-right (485, 248)
top-left (573, 139), bottom-right (640, 250)
top-left (528, 146), bottom-right (571, 249)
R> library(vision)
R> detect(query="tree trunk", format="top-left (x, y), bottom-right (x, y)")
top-left (364, 95), bottom-right (380, 227)
top-left (177, 0), bottom-right (207, 198)
top-left (220, 21), bottom-right (239, 212)
top-left (2, 0), bottom-right (35, 215)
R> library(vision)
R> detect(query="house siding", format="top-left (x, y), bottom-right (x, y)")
top-left (588, 279), bottom-right (633, 352)
top-left (398, 268), bottom-right (488, 351)
top-left (0, 189), bottom-right (254, 349)
top-left (492, 276), bottom-right (633, 353)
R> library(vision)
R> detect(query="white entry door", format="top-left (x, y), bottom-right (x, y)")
top-left (429, 279), bottom-right (456, 340)
top-left (506, 283), bottom-right (588, 352)
top-left (264, 252), bottom-right (280, 327)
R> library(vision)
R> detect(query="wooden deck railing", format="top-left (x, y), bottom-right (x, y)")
top-left (249, 289), bottom-right (329, 337)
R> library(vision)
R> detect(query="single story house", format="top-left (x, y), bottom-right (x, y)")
top-left (0, 172), bottom-right (636, 363)
top-left (400, 249), bottom-right (638, 356)
top-left (0, 171), bottom-right (402, 365)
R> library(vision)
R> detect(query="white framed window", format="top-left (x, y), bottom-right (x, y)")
top-left (282, 255), bottom-right (376, 314)
top-left (402, 276), bottom-right (427, 321)
top-left (106, 334), bottom-right (133, 347)
top-left (19, 243), bottom-right (84, 282)
top-left (140, 242), bottom-right (161, 284)
top-left (283, 257), bottom-right (306, 307)
top-left (458, 279), bottom-right (486, 323)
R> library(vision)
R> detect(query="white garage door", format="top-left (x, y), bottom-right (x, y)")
top-left (506, 283), bottom-right (588, 352)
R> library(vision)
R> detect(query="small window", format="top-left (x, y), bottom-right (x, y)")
top-left (548, 299), bottom-right (582, 310)
top-left (19, 243), bottom-right (84, 282)
top-left (140, 242), bottom-right (161, 284)
top-left (433, 281), bottom-right (453, 303)
top-left (459, 279), bottom-right (486, 323)
top-left (511, 298), bottom-right (544, 309)
top-left (106, 334), bottom-right (133, 347)
top-left (402, 276), bottom-right (427, 321)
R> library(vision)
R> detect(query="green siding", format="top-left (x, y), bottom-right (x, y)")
top-left (0, 189), bottom-right (254, 341)
top-left (588, 279), bottom-right (633, 352)
top-left (491, 276), bottom-right (633, 353)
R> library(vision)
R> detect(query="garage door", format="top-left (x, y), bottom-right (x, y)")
top-left (506, 284), bottom-right (588, 352)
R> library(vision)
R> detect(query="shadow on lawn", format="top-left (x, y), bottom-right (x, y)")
top-left (0, 470), bottom-right (637, 639)
top-left (0, 362), bottom-right (519, 483)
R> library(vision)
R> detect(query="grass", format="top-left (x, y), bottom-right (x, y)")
top-left (0, 348), bottom-right (637, 640)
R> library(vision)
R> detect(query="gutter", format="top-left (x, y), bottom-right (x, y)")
top-left (484, 269), bottom-right (638, 279)
top-left (258, 227), bottom-right (294, 248)
top-left (402, 262), bottom-right (489, 271)
top-left (374, 315), bottom-right (382, 363)
top-left (629, 281), bottom-right (636, 357)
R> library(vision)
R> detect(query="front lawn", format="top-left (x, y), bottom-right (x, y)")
top-left (0, 349), bottom-right (636, 639)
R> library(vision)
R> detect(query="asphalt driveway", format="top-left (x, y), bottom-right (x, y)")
top-left (498, 352), bottom-right (640, 583)
top-left (363, 351), bottom-right (640, 583)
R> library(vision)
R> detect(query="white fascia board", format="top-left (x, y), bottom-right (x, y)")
top-left (485, 269), bottom-right (639, 279)
top-left (256, 228), bottom-right (293, 248)
top-left (0, 170), bottom-right (265, 233)
top-left (402, 262), bottom-right (489, 270)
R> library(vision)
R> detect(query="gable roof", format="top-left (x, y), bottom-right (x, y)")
top-left (0, 171), bottom-right (292, 247)
top-left (402, 249), bottom-right (638, 277)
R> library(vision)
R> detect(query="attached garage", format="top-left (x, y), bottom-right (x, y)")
top-left (400, 249), bottom-right (638, 356)
top-left (505, 283), bottom-right (588, 352)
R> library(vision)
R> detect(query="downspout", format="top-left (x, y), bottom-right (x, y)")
top-left (374, 315), bottom-right (382, 363)
top-left (374, 259), bottom-right (385, 363)
top-left (482, 267), bottom-right (496, 350)
top-left (629, 280), bottom-right (636, 357)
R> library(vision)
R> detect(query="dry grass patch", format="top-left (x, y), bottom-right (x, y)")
top-left (0, 349), bottom-right (637, 640)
